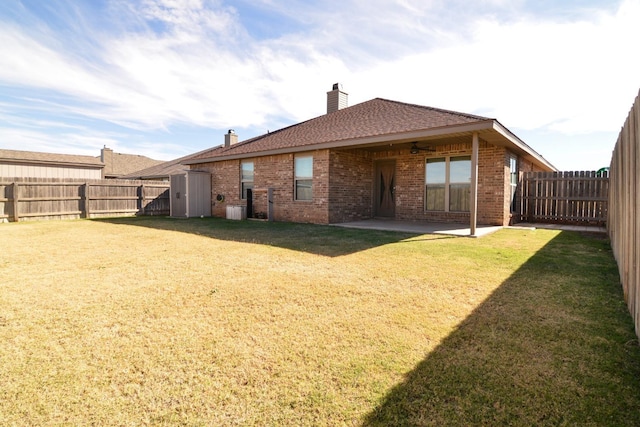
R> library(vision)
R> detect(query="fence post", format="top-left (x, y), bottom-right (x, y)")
top-left (12, 182), bottom-right (19, 222)
top-left (267, 188), bottom-right (274, 221)
top-left (519, 172), bottom-right (529, 222)
top-left (139, 184), bottom-right (145, 215)
top-left (85, 183), bottom-right (91, 218)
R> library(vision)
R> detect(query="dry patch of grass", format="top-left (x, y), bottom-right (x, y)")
top-left (1, 217), bottom-right (639, 426)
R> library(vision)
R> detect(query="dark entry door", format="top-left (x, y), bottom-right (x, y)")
top-left (375, 160), bottom-right (396, 217)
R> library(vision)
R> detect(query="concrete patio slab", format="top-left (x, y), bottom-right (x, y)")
top-left (332, 219), bottom-right (503, 237)
top-left (332, 219), bottom-right (607, 237)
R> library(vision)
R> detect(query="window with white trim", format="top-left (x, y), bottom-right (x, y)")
top-left (425, 155), bottom-right (471, 212)
top-left (294, 155), bottom-right (313, 201)
top-left (241, 160), bottom-right (254, 199)
top-left (509, 155), bottom-right (518, 212)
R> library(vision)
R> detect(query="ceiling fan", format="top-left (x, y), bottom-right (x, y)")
top-left (410, 142), bottom-right (435, 154)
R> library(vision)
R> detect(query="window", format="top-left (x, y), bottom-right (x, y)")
top-left (425, 158), bottom-right (445, 211)
top-left (425, 155), bottom-right (471, 212)
top-left (449, 156), bottom-right (471, 211)
top-left (241, 160), bottom-right (254, 199)
top-left (509, 155), bottom-right (518, 212)
top-left (294, 155), bottom-right (313, 201)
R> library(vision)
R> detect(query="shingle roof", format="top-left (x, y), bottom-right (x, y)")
top-left (119, 157), bottom-right (187, 180)
top-left (187, 98), bottom-right (491, 163)
top-left (100, 152), bottom-right (164, 178)
top-left (0, 149), bottom-right (104, 168)
top-left (120, 147), bottom-right (214, 180)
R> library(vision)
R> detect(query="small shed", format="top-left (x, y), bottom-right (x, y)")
top-left (170, 170), bottom-right (211, 218)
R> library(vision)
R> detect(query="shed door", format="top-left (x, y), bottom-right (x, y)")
top-left (375, 160), bottom-right (396, 217)
top-left (187, 172), bottom-right (212, 217)
top-left (170, 174), bottom-right (187, 217)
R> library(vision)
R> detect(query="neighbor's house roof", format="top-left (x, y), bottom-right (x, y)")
top-left (99, 150), bottom-right (164, 179)
top-left (0, 149), bottom-right (104, 168)
top-left (119, 157), bottom-right (187, 180)
top-left (185, 98), bottom-right (556, 171)
top-left (120, 147), bottom-right (217, 180)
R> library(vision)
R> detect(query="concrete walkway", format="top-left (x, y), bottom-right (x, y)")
top-left (514, 223), bottom-right (607, 234)
top-left (332, 219), bottom-right (607, 237)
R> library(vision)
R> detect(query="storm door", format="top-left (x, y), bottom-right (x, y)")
top-left (375, 160), bottom-right (396, 217)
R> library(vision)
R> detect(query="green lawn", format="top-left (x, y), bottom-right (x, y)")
top-left (1, 217), bottom-right (639, 426)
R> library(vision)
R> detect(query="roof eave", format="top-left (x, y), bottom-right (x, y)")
top-left (185, 120), bottom-right (497, 164)
top-left (491, 121), bottom-right (557, 171)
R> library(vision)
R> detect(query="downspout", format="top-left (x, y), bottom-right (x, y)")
top-left (470, 132), bottom-right (479, 237)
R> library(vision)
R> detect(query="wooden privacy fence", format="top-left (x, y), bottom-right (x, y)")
top-left (608, 89), bottom-right (640, 337)
top-left (0, 178), bottom-right (169, 222)
top-left (518, 170), bottom-right (609, 225)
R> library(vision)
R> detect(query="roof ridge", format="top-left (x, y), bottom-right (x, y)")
top-left (230, 97), bottom-right (490, 148)
top-left (373, 97), bottom-right (492, 121)
top-left (185, 96), bottom-right (503, 164)
top-left (234, 115), bottom-right (319, 146)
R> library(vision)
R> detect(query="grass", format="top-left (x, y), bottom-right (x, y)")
top-left (1, 217), bottom-right (639, 426)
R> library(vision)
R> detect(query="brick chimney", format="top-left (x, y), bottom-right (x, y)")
top-left (224, 129), bottom-right (238, 148)
top-left (327, 83), bottom-right (348, 114)
top-left (101, 146), bottom-right (113, 177)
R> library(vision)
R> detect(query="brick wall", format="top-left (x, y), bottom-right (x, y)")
top-left (194, 139), bottom-right (535, 226)
top-left (207, 160), bottom-right (239, 218)
top-left (197, 150), bottom-right (330, 224)
top-left (477, 148), bottom-right (546, 226)
top-left (378, 143), bottom-right (473, 223)
top-left (328, 149), bottom-right (373, 223)
top-left (477, 144), bottom-right (509, 225)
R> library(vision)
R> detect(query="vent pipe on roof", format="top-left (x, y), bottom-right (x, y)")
top-left (327, 83), bottom-right (348, 114)
top-left (224, 129), bottom-right (238, 148)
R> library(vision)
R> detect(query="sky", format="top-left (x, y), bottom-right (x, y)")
top-left (1, 0), bottom-right (639, 171)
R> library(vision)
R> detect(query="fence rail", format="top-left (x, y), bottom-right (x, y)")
top-left (519, 170), bottom-right (609, 225)
top-left (0, 177), bottom-right (169, 222)
top-left (608, 89), bottom-right (640, 337)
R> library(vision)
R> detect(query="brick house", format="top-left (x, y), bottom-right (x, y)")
top-left (185, 84), bottom-right (555, 233)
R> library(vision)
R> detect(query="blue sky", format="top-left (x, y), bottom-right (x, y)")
top-left (1, 0), bottom-right (639, 170)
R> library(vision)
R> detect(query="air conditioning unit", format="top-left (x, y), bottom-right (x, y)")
top-left (226, 205), bottom-right (246, 220)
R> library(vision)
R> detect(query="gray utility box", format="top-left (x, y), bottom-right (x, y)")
top-left (170, 171), bottom-right (211, 218)
top-left (226, 205), bottom-right (246, 220)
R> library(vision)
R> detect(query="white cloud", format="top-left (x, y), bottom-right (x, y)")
top-left (346, 0), bottom-right (640, 136)
top-left (0, 127), bottom-right (117, 156)
top-left (0, 0), bottom-right (348, 132)
top-left (0, 0), bottom-right (638, 170)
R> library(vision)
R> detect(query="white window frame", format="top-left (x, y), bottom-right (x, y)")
top-left (509, 155), bottom-right (518, 212)
top-left (240, 160), bottom-right (254, 200)
top-left (425, 155), bottom-right (471, 212)
top-left (294, 155), bottom-right (313, 201)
